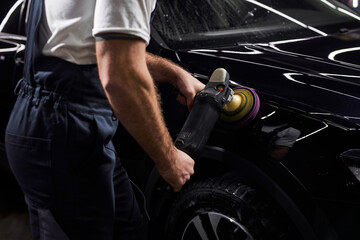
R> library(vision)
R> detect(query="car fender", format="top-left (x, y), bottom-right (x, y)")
top-left (144, 145), bottom-right (339, 240)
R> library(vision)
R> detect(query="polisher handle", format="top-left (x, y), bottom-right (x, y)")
top-left (175, 68), bottom-right (233, 157)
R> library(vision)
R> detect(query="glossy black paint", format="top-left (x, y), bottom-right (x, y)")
top-left (174, 36), bottom-right (360, 124)
top-left (147, 11), bottom-right (360, 239)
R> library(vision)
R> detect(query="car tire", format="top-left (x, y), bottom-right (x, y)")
top-left (164, 177), bottom-right (301, 240)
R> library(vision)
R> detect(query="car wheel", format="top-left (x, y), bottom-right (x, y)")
top-left (164, 177), bottom-right (301, 240)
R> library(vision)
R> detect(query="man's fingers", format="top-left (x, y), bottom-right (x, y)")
top-left (171, 173), bottom-right (193, 192)
top-left (157, 148), bottom-right (195, 193)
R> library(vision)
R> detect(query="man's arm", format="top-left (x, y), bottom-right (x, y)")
top-left (146, 52), bottom-right (204, 110)
top-left (96, 39), bottom-right (194, 192)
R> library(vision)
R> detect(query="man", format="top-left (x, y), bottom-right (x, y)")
top-left (5, 0), bottom-right (203, 239)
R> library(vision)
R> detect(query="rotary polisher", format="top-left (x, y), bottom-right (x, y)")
top-left (175, 68), bottom-right (260, 157)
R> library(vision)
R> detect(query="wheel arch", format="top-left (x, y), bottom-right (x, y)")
top-left (145, 145), bottom-right (328, 240)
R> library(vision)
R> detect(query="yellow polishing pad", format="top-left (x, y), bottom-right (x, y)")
top-left (220, 88), bottom-right (254, 123)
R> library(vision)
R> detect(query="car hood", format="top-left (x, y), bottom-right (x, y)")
top-left (178, 31), bottom-right (360, 128)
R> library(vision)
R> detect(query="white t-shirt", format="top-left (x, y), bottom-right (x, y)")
top-left (39, 0), bottom-right (157, 65)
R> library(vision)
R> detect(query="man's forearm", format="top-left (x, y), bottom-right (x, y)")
top-left (96, 40), bottom-right (175, 167)
top-left (146, 52), bottom-right (205, 110)
top-left (96, 39), bottom-right (195, 192)
top-left (146, 52), bottom-right (186, 84)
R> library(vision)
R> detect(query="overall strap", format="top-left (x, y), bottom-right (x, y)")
top-left (23, 0), bottom-right (43, 85)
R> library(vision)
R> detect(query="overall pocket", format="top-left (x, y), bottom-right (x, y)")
top-left (5, 132), bottom-right (53, 208)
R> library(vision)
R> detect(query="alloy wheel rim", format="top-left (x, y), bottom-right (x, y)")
top-left (181, 211), bottom-right (254, 240)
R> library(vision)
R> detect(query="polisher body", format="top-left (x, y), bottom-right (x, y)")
top-left (175, 68), bottom-right (233, 156)
top-left (175, 68), bottom-right (260, 157)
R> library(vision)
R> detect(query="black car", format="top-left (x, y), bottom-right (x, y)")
top-left (1, 0), bottom-right (360, 240)
top-left (339, 0), bottom-right (360, 12)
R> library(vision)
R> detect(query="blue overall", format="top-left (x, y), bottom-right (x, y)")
top-left (5, 0), bottom-right (146, 239)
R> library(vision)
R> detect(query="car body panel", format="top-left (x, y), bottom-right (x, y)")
top-left (147, 1), bottom-right (360, 238)
top-left (173, 32), bottom-right (360, 126)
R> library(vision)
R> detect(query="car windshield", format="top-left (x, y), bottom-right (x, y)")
top-left (152, 0), bottom-right (360, 49)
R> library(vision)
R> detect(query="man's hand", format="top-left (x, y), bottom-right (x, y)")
top-left (156, 147), bottom-right (195, 192)
top-left (173, 71), bottom-right (204, 110)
